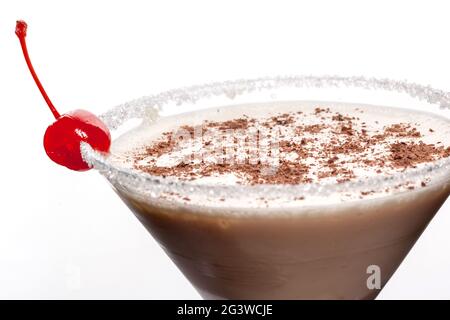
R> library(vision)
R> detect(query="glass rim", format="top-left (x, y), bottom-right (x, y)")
top-left (80, 75), bottom-right (450, 203)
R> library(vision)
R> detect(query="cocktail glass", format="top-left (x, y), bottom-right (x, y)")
top-left (81, 76), bottom-right (450, 299)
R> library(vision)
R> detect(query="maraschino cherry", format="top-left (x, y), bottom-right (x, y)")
top-left (15, 20), bottom-right (111, 171)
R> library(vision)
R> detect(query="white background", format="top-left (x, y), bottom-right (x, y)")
top-left (1, 0), bottom-right (450, 299)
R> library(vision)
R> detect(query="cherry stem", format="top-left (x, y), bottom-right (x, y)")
top-left (16, 20), bottom-right (60, 119)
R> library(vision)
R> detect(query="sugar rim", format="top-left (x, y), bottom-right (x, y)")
top-left (80, 75), bottom-right (450, 201)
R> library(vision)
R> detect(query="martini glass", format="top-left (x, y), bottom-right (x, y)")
top-left (81, 76), bottom-right (450, 299)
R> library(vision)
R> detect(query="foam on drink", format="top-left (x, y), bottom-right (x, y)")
top-left (108, 101), bottom-right (450, 208)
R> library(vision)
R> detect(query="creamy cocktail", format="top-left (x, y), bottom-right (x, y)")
top-left (16, 21), bottom-right (450, 300)
top-left (100, 98), bottom-right (450, 299)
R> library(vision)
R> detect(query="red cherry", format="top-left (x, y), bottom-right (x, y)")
top-left (44, 110), bottom-right (111, 171)
top-left (16, 20), bottom-right (111, 171)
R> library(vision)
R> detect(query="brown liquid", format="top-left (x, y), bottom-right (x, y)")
top-left (115, 180), bottom-right (449, 299)
top-left (109, 101), bottom-right (450, 299)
